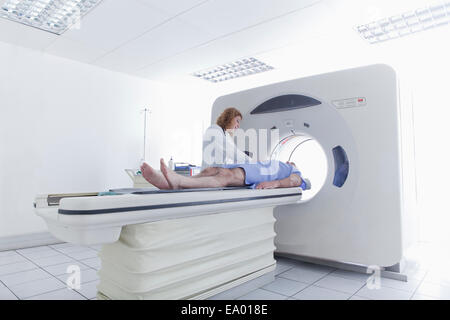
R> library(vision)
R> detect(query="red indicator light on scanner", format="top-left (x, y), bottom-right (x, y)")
top-left (358, 98), bottom-right (364, 102)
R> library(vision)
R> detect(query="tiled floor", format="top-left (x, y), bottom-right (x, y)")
top-left (0, 243), bottom-right (101, 300)
top-left (0, 242), bottom-right (449, 300)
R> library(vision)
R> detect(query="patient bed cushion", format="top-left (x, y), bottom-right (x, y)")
top-left (97, 207), bottom-right (276, 300)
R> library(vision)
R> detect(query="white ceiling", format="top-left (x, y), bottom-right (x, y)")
top-left (0, 0), bottom-right (439, 84)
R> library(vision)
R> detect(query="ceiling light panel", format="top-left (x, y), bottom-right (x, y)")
top-left (356, 1), bottom-right (450, 44)
top-left (192, 57), bottom-right (274, 83)
top-left (0, 0), bottom-right (103, 35)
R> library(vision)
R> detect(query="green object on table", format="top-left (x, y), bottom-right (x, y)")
top-left (98, 191), bottom-right (121, 196)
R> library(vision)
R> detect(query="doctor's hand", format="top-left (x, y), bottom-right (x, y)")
top-left (256, 181), bottom-right (281, 189)
top-left (286, 161), bottom-right (297, 168)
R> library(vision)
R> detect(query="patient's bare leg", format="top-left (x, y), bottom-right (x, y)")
top-left (192, 167), bottom-right (220, 178)
top-left (159, 158), bottom-right (245, 190)
top-left (140, 163), bottom-right (170, 189)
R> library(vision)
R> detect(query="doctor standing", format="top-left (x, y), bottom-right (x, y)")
top-left (202, 107), bottom-right (252, 169)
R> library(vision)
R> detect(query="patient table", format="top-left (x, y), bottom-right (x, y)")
top-left (34, 187), bottom-right (302, 299)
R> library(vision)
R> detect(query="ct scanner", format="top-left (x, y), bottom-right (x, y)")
top-left (34, 64), bottom-right (417, 299)
top-left (211, 63), bottom-right (417, 272)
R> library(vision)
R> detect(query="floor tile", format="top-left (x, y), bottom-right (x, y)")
top-left (16, 246), bottom-right (52, 254)
top-left (314, 275), bottom-right (365, 294)
top-left (0, 283), bottom-right (18, 300)
top-left (57, 268), bottom-right (99, 284)
top-left (349, 295), bottom-right (371, 300)
top-left (411, 293), bottom-right (439, 300)
top-left (0, 261), bottom-right (37, 276)
top-left (379, 277), bottom-right (421, 293)
top-left (274, 257), bottom-right (302, 267)
top-left (89, 245), bottom-right (103, 251)
top-left (262, 277), bottom-right (309, 296)
top-left (31, 254), bottom-right (74, 267)
top-left (26, 288), bottom-right (87, 300)
top-left (274, 262), bottom-right (292, 276)
top-left (0, 268), bottom-right (52, 287)
top-left (75, 280), bottom-right (100, 299)
top-left (415, 282), bottom-right (450, 299)
top-left (237, 288), bottom-right (288, 300)
top-left (80, 257), bottom-right (101, 270)
top-left (0, 251), bottom-right (17, 258)
top-left (9, 277), bottom-right (66, 299)
top-left (65, 249), bottom-right (98, 260)
top-left (292, 285), bottom-right (351, 300)
top-left (275, 257), bottom-right (334, 271)
top-left (427, 259), bottom-right (450, 274)
top-left (278, 267), bottom-right (329, 284)
top-left (54, 245), bottom-right (93, 254)
top-left (403, 266), bottom-right (428, 281)
top-left (0, 253), bottom-right (27, 266)
top-left (18, 249), bottom-right (61, 260)
top-left (287, 261), bottom-right (335, 273)
top-left (329, 269), bottom-right (370, 283)
top-left (49, 243), bottom-right (74, 249)
top-left (356, 285), bottom-right (413, 300)
top-left (43, 261), bottom-right (90, 276)
top-left (208, 273), bottom-right (274, 300)
top-left (330, 269), bottom-right (422, 293)
top-left (424, 271), bottom-right (450, 288)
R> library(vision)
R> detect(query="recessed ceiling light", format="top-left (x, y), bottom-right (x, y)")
top-left (192, 57), bottom-right (274, 83)
top-left (356, 1), bottom-right (450, 44)
top-left (0, 0), bottom-right (104, 35)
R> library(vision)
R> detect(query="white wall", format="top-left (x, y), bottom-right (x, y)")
top-left (390, 31), bottom-right (450, 246)
top-left (0, 40), bottom-right (163, 238)
top-left (143, 83), bottom-right (217, 169)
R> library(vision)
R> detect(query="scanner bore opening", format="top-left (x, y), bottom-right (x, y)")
top-left (271, 134), bottom-right (327, 201)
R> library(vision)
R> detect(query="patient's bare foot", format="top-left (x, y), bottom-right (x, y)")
top-left (160, 158), bottom-right (181, 189)
top-left (140, 163), bottom-right (170, 189)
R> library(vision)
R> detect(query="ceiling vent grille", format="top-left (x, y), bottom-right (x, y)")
top-left (0, 0), bottom-right (104, 35)
top-left (356, 1), bottom-right (450, 44)
top-left (192, 57), bottom-right (274, 83)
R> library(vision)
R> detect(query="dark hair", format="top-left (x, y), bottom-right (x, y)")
top-left (216, 107), bottom-right (242, 131)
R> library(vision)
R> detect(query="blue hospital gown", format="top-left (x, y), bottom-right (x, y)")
top-left (221, 160), bottom-right (307, 190)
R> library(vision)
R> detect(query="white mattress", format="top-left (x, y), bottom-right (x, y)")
top-left (97, 207), bottom-right (276, 300)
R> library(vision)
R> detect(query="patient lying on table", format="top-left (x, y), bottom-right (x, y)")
top-left (140, 159), bottom-right (311, 190)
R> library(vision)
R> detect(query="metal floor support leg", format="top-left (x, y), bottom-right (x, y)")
top-left (381, 260), bottom-right (407, 282)
top-left (275, 253), bottom-right (408, 282)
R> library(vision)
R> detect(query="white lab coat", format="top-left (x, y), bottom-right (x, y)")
top-left (202, 124), bottom-right (252, 169)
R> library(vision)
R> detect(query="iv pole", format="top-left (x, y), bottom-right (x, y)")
top-left (141, 107), bottom-right (151, 163)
